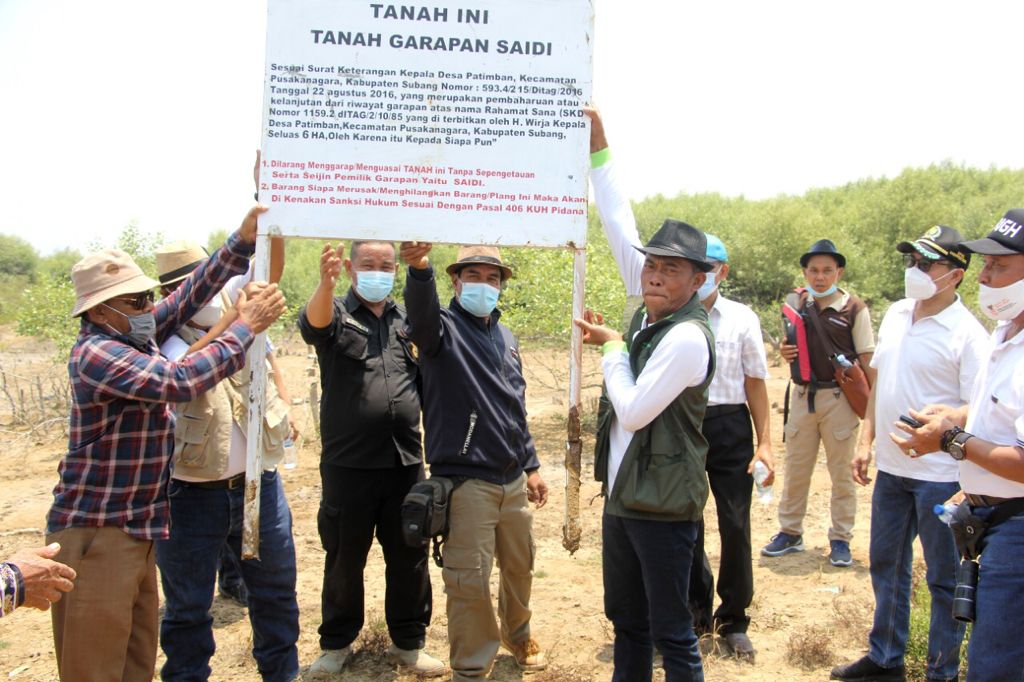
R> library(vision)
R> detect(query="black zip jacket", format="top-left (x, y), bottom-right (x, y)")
top-left (403, 266), bottom-right (539, 483)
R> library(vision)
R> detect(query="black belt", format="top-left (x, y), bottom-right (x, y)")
top-left (176, 472), bottom-right (247, 490)
top-left (965, 493), bottom-right (1021, 507)
top-left (705, 404), bottom-right (746, 419)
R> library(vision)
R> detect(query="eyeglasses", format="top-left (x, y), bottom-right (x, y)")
top-left (902, 254), bottom-right (946, 273)
top-left (110, 291), bottom-right (155, 311)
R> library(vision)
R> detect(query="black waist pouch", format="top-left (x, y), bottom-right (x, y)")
top-left (401, 476), bottom-right (457, 566)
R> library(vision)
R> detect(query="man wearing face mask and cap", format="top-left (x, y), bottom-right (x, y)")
top-left (399, 241), bottom-right (549, 681)
top-left (894, 208), bottom-right (1024, 680)
top-left (763, 238), bottom-right (877, 567)
top-left (831, 226), bottom-right (985, 682)
top-left (299, 241), bottom-right (445, 677)
top-left (44, 206), bottom-right (287, 681)
top-left (153, 239), bottom-right (301, 682)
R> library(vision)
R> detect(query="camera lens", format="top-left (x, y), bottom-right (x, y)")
top-left (952, 559), bottom-right (978, 623)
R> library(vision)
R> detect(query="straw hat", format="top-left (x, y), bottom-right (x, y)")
top-left (445, 245), bottom-right (514, 280)
top-left (70, 250), bottom-right (159, 317)
top-left (155, 240), bottom-right (209, 286)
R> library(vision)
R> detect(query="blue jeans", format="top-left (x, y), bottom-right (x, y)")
top-left (867, 472), bottom-right (964, 680)
top-left (603, 513), bottom-right (704, 682)
top-left (967, 509), bottom-right (1024, 681)
top-left (156, 471), bottom-right (299, 681)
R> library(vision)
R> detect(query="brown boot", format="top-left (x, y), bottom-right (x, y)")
top-left (503, 638), bottom-right (547, 672)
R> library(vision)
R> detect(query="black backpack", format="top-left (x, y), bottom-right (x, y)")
top-left (400, 477), bottom-right (457, 567)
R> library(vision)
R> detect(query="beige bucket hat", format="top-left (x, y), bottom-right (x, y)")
top-left (70, 250), bottom-right (159, 317)
top-left (155, 240), bottom-right (209, 287)
top-left (445, 245), bottom-right (514, 280)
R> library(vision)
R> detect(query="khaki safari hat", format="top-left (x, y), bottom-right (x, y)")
top-left (156, 240), bottom-right (209, 287)
top-left (445, 245), bottom-right (514, 280)
top-left (70, 249), bottom-right (160, 317)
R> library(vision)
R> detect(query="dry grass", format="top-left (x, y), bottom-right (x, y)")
top-left (786, 624), bottom-right (836, 670)
top-left (348, 611), bottom-right (391, 665)
top-left (530, 665), bottom-right (596, 682)
top-left (832, 594), bottom-right (874, 646)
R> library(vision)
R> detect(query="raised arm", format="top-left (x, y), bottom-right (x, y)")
top-left (304, 243), bottom-right (344, 329)
top-left (400, 241), bottom-right (444, 357)
top-left (585, 107), bottom-right (644, 296)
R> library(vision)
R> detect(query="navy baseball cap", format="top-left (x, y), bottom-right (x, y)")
top-left (961, 209), bottom-right (1024, 256)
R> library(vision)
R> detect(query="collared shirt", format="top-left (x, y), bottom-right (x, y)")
top-left (707, 294), bottom-right (769, 406)
top-left (298, 288), bottom-right (422, 469)
top-left (46, 233), bottom-right (255, 541)
top-left (871, 297), bottom-right (987, 482)
top-left (962, 321), bottom-right (1024, 497)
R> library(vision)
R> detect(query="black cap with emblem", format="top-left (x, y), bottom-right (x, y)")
top-left (961, 209), bottom-right (1024, 256)
top-left (896, 225), bottom-right (971, 269)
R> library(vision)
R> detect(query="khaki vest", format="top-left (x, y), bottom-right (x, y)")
top-left (172, 322), bottom-right (291, 479)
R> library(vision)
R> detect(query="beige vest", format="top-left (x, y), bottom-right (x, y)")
top-left (172, 322), bottom-right (291, 479)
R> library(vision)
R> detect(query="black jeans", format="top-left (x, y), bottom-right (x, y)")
top-left (688, 405), bottom-right (754, 635)
top-left (317, 464), bottom-right (431, 650)
top-left (604, 513), bottom-right (704, 682)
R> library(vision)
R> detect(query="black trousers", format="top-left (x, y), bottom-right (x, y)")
top-left (688, 405), bottom-right (754, 635)
top-left (317, 463), bottom-right (431, 650)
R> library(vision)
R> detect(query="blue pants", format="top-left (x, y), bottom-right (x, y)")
top-left (968, 509), bottom-right (1024, 681)
top-left (156, 471), bottom-right (299, 681)
top-left (867, 472), bottom-right (964, 680)
top-left (603, 513), bottom-right (704, 682)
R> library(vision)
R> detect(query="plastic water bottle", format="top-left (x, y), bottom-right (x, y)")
top-left (282, 438), bottom-right (297, 470)
top-left (934, 503), bottom-right (957, 525)
top-left (753, 461), bottom-right (773, 504)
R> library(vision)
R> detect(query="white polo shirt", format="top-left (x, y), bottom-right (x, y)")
top-left (870, 297), bottom-right (987, 482)
top-left (707, 295), bottom-right (769, 406)
top-left (962, 320), bottom-right (1024, 497)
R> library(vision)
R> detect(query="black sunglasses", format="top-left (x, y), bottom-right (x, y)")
top-left (111, 291), bottom-right (155, 311)
top-left (902, 254), bottom-right (948, 274)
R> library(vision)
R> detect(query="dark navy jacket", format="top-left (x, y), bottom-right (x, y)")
top-left (404, 266), bottom-right (539, 484)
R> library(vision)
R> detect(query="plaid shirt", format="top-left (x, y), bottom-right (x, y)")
top-left (47, 233), bottom-right (255, 541)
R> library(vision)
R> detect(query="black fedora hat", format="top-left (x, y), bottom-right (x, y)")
top-left (634, 219), bottom-right (713, 272)
top-left (800, 239), bottom-right (846, 268)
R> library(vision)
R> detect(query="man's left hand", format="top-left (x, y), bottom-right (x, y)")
top-left (526, 471), bottom-right (548, 509)
top-left (237, 205), bottom-right (269, 244)
top-left (573, 309), bottom-right (622, 346)
top-left (747, 444), bottom-right (775, 487)
top-left (287, 407), bottom-right (300, 442)
top-left (890, 407), bottom-right (952, 458)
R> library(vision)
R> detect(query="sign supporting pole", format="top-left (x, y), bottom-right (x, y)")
top-left (563, 246), bottom-right (586, 554)
top-left (242, 234), bottom-right (271, 560)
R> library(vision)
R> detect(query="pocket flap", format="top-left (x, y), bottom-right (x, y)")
top-left (442, 547), bottom-right (480, 570)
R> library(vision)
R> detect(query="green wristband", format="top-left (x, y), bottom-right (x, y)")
top-left (590, 148), bottom-right (611, 169)
top-left (601, 340), bottom-right (627, 355)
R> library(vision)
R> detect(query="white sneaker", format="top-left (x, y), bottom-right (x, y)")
top-left (387, 643), bottom-right (448, 677)
top-left (309, 647), bottom-right (352, 674)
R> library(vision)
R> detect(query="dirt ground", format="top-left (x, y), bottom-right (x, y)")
top-left (0, 330), bottom-right (894, 681)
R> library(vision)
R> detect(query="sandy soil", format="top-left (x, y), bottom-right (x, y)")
top-left (0, 332), bottom-right (892, 681)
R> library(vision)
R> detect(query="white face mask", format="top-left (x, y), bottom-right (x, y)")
top-left (978, 278), bottom-right (1024, 321)
top-left (904, 266), bottom-right (956, 301)
top-left (190, 298), bottom-right (223, 328)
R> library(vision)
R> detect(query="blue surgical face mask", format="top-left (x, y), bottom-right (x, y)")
top-left (354, 270), bottom-right (395, 303)
top-left (103, 304), bottom-right (157, 347)
top-left (698, 267), bottom-right (721, 302)
top-left (459, 282), bottom-right (500, 318)
top-left (808, 283), bottom-right (839, 299)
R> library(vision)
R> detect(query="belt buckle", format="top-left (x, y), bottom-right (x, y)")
top-left (226, 474), bottom-right (244, 490)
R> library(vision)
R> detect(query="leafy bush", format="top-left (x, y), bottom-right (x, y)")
top-left (0, 234), bottom-right (39, 279)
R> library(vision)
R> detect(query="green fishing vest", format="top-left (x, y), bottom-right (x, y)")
top-left (595, 293), bottom-right (715, 522)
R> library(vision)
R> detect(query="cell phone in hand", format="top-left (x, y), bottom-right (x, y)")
top-left (899, 414), bottom-right (924, 429)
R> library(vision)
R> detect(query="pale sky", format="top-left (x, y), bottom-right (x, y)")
top-left (1, 0), bottom-right (1022, 255)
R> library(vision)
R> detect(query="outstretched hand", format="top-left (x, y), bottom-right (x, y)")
top-left (319, 243), bottom-right (344, 288)
top-left (236, 205), bottom-right (269, 245)
top-left (8, 543), bottom-right (76, 611)
top-left (573, 309), bottom-right (622, 346)
top-left (400, 241), bottom-right (432, 270)
top-left (236, 282), bottom-right (286, 334)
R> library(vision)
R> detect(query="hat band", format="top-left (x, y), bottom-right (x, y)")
top-left (919, 238), bottom-right (967, 265)
top-left (456, 255), bottom-right (505, 269)
top-left (158, 260), bottom-right (203, 284)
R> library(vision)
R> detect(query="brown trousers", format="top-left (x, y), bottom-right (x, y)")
top-left (442, 474), bottom-right (535, 680)
top-left (47, 526), bottom-right (158, 682)
top-left (778, 385), bottom-right (861, 542)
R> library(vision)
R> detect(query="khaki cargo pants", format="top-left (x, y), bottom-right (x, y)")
top-left (442, 474), bottom-right (535, 680)
top-left (778, 385), bottom-right (861, 543)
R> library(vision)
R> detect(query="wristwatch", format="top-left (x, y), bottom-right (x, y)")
top-left (941, 426), bottom-right (973, 461)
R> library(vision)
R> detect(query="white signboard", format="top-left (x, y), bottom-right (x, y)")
top-left (259, 0), bottom-right (593, 247)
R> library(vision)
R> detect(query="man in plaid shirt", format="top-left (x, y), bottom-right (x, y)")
top-left (45, 205), bottom-right (286, 681)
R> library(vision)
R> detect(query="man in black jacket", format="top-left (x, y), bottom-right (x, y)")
top-left (400, 242), bottom-right (549, 682)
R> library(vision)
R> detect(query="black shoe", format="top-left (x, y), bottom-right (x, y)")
top-left (218, 581), bottom-right (248, 607)
top-left (831, 656), bottom-right (906, 681)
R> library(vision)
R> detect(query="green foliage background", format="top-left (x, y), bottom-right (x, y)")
top-left (5, 162), bottom-right (1024, 354)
